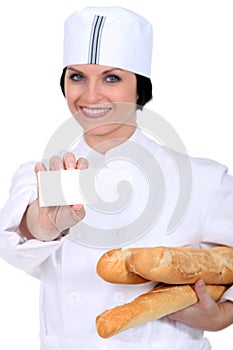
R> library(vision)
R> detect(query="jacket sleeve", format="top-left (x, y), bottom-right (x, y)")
top-left (0, 162), bottom-right (62, 279)
top-left (200, 163), bottom-right (233, 302)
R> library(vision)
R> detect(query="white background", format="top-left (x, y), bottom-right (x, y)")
top-left (0, 0), bottom-right (232, 349)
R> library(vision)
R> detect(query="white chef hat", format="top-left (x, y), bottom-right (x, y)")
top-left (63, 6), bottom-right (153, 78)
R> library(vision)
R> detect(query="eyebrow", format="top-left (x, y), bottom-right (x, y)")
top-left (67, 66), bottom-right (123, 75)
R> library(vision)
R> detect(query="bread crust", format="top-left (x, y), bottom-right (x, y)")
top-left (127, 246), bottom-right (233, 284)
top-left (96, 284), bottom-right (228, 338)
top-left (96, 248), bottom-right (149, 284)
top-left (97, 246), bottom-right (233, 285)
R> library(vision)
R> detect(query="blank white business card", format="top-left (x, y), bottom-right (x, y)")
top-left (38, 169), bottom-right (97, 207)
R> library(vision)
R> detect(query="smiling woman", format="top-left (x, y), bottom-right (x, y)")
top-left (64, 64), bottom-right (138, 151)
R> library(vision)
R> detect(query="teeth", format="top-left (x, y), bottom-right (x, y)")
top-left (82, 108), bottom-right (110, 115)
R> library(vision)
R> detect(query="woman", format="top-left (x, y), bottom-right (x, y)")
top-left (0, 6), bottom-right (233, 350)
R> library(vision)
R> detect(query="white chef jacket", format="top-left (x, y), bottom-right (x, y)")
top-left (0, 127), bottom-right (233, 350)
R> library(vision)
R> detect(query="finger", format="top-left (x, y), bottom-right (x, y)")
top-left (194, 278), bottom-right (213, 305)
top-left (71, 204), bottom-right (86, 221)
top-left (63, 152), bottom-right (77, 169)
top-left (34, 162), bottom-right (47, 173)
top-left (76, 157), bottom-right (89, 170)
top-left (50, 155), bottom-right (63, 170)
top-left (72, 204), bottom-right (84, 211)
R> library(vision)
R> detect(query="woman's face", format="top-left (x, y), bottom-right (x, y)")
top-left (64, 64), bottom-right (138, 150)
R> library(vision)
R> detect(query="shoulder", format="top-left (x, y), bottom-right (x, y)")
top-left (135, 130), bottom-right (231, 188)
top-left (189, 156), bottom-right (231, 192)
top-left (190, 156), bottom-right (228, 176)
top-left (151, 144), bottom-right (233, 195)
top-left (155, 144), bottom-right (229, 178)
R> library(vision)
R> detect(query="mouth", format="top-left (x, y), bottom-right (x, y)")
top-left (80, 107), bottom-right (112, 119)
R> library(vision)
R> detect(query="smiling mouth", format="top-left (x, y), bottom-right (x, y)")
top-left (81, 107), bottom-right (112, 118)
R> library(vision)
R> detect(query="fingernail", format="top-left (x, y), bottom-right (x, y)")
top-left (73, 204), bottom-right (83, 211)
top-left (67, 162), bottom-right (75, 169)
top-left (78, 163), bottom-right (86, 170)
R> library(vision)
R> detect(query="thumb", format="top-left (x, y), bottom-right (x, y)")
top-left (194, 278), bottom-right (212, 305)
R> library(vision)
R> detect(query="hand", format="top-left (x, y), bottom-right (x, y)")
top-left (19, 153), bottom-right (88, 241)
top-left (168, 279), bottom-right (233, 331)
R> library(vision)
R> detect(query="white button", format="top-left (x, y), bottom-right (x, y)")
top-left (113, 291), bottom-right (127, 304)
top-left (70, 291), bottom-right (81, 303)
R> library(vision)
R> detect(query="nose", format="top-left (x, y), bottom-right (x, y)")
top-left (83, 80), bottom-right (103, 104)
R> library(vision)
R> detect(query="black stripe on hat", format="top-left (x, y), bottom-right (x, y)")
top-left (88, 15), bottom-right (106, 64)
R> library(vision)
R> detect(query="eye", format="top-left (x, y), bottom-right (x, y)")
top-left (69, 73), bottom-right (85, 82)
top-left (105, 75), bottom-right (121, 83)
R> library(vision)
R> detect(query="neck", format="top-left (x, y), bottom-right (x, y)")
top-left (84, 123), bottom-right (137, 154)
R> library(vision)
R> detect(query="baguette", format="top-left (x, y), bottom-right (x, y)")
top-left (127, 246), bottom-right (233, 284)
top-left (96, 284), bottom-right (227, 338)
top-left (96, 248), bottom-right (149, 284)
top-left (97, 246), bottom-right (233, 285)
